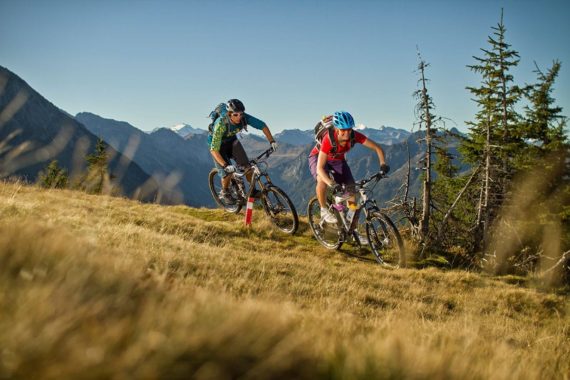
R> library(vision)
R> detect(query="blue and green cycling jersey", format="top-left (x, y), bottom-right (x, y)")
top-left (208, 113), bottom-right (267, 151)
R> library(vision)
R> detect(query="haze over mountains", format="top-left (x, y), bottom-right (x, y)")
top-left (160, 123), bottom-right (206, 137)
top-left (166, 122), bottom-right (412, 147)
top-left (0, 66), bottom-right (157, 201)
top-left (1, 65), bottom-right (465, 212)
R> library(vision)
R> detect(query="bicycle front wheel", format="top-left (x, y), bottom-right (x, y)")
top-left (208, 169), bottom-right (242, 214)
top-left (366, 212), bottom-right (406, 266)
top-left (260, 186), bottom-right (298, 234)
top-left (307, 197), bottom-right (344, 250)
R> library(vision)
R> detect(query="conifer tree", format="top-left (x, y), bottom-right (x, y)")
top-left (522, 60), bottom-right (568, 162)
top-left (83, 138), bottom-right (110, 194)
top-left (521, 60), bottom-right (569, 252)
top-left (462, 9), bottom-right (522, 248)
top-left (38, 160), bottom-right (68, 189)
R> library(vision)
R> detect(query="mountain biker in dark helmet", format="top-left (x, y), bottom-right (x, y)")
top-left (209, 98), bottom-right (278, 204)
top-left (308, 111), bottom-right (390, 223)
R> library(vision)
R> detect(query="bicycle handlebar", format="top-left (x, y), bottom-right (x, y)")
top-left (252, 147), bottom-right (274, 164)
top-left (331, 170), bottom-right (388, 196)
top-left (231, 147), bottom-right (274, 177)
top-left (356, 171), bottom-right (388, 187)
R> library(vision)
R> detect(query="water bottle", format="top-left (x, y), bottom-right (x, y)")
top-left (332, 195), bottom-right (346, 213)
top-left (346, 203), bottom-right (357, 223)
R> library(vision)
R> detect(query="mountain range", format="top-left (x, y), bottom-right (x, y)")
top-left (0, 66), bottom-right (157, 201)
top-left (1, 65), bottom-right (465, 213)
top-left (167, 123), bottom-right (412, 147)
top-left (161, 123), bottom-right (207, 137)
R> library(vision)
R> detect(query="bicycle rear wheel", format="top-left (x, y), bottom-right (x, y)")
top-left (208, 169), bottom-right (242, 214)
top-left (307, 197), bottom-right (344, 250)
top-left (260, 186), bottom-right (299, 234)
top-left (366, 211), bottom-right (406, 266)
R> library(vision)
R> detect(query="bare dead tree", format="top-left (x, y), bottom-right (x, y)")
top-left (417, 59), bottom-right (433, 242)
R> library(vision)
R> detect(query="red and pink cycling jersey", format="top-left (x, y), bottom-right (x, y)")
top-left (309, 129), bottom-right (367, 161)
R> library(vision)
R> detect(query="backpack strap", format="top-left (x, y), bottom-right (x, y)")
top-left (328, 129), bottom-right (357, 157)
top-left (328, 128), bottom-right (338, 154)
top-left (209, 114), bottom-right (227, 134)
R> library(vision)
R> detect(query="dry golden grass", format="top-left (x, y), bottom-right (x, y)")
top-left (1, 180), bottom-right (569, 379)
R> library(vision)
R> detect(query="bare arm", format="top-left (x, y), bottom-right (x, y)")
top-left (316, 151), bottom-right (334, 187)
top-left (210, 150), bottom-right (227, 167)
top-left (362, 138), bottom-right (387, 167)
top-left (261, 126), bottom-right (275, 143)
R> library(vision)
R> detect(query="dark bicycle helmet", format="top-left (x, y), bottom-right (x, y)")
top-left (227, 99), bottom-right (245, 113)
top-left (332, 111), bottom-right (355, 130)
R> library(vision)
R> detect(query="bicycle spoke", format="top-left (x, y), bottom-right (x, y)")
top-left (307, 197), bottom-right (344, 250)
top-left (366, 212), bottom-right (405, 266)
top-left (261, 186), bottom-right (298, 234)
top-left (208, 169), bottom-right (242, 214)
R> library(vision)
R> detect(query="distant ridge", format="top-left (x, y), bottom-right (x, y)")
top-left (274, 125), bottom-right (411, 146)
top-left (155, 123), bottom-right (207, 139)
top-left (0, 66), bottom-right (157, 200)
top-left (76, 112), bottom-right (215, 206)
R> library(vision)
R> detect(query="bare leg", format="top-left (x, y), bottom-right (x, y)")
top-left (316, 178), bottom-right (328, 209)
top-left (222, 175), bottom-right (231, 190)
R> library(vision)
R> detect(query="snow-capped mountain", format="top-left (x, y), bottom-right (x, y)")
top-left (354, 125), bottom-right (411, 145)
top-left (166, 123), bottom-right (207, 138)
top-left (275, 125), bottom-right (411, 146)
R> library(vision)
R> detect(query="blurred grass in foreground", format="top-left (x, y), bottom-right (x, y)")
top-left (0, 181), bottom-right (569, 379)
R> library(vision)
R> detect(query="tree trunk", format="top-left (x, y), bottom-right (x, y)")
top-left (419, 61), bottom-right (432, 242)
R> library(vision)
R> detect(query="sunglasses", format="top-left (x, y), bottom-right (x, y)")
top-left (230, 112), bottom-right (244, 117)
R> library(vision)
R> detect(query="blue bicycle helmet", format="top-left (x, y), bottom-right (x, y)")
top-left (332, 111), bottom-right (355, 130)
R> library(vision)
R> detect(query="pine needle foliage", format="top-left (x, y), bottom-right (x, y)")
top-left (462, 9), bottom-right (523, 249)
top-left (37, 160), bottom-right (68, 189)
top-left (81, 138), bottom-right (111, 194)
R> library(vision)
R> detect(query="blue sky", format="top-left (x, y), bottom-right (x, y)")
top-left (1, 0), bottom-right (569, 134)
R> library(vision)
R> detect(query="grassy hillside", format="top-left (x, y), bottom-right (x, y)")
top-left (1, 181), bottom-right (569, 379)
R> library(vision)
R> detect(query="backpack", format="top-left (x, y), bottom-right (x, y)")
top-left (314, 115), bottom-right (356, 154)
top-left (207, 103), bottom-right (247, 135)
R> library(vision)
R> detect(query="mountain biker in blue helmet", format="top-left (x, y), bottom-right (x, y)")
top-left (308, 111), bottom-right (390, 224)
top-left (332, 111), bottom-right (355, 130)
top-left (209, 99), bottom-right (278, 204)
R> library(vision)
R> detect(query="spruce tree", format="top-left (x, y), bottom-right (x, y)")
top-left (462, 9), bottom-right (522, 248)
top-left (522, 60), bottom-right (570, 258)
top-left (522, 60), bottom-right (568, 161)
top-left (83, 138), bottom-right (110, 194)
top-left (38, 160), bottom-right (68, 189)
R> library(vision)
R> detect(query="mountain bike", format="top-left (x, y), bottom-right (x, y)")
top-left (307, 172), bottom-right (406, 266)
top-left (208, 148), bottom-right (299, 235)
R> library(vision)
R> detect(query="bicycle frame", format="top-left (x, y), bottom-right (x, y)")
top-left (323, 173), bottom-right (385, 242)
top-left (230, 148), bottom-right (275, 204)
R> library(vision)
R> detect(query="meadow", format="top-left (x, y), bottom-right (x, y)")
top-left (1, 180), bottom-right (568, 379)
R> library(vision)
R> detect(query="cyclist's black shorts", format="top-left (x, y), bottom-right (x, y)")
top-left (214, 137), bottom-right (250, 178)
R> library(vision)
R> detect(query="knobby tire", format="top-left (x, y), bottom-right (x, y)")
top-left (366, 211), bottom-right (406, 266)
top-left (208, 168), bottom-right (242, 214)
top-left (307, 197), bottom-right (345, 250)
top-left (260, 185), bottom-right (299, 235)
